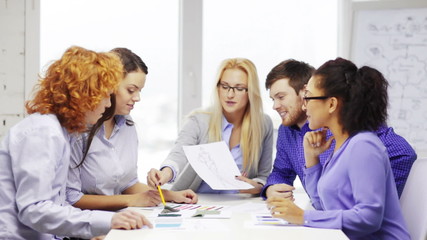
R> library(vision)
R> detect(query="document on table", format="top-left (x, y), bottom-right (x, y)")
top-left (183, 141), bottom-right (253, 190)
top-left (250, 214), bottom-right (292, 227)
top-left (144, 204), bottom-right (232, 219)
top-left (129, 204), bottom-right (232, 230)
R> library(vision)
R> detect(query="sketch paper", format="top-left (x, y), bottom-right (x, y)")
top-left (183, 141), bottom-right (253, 190)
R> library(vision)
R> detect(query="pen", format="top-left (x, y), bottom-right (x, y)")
top-left (157, 185), bottom-right (166, 206)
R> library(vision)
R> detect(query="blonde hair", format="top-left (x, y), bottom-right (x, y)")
top-left (207, 58), bottom-right (264, 173)
top-left (26, 46), bottom-right (123, 133)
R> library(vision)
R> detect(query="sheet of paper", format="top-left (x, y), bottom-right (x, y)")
top-left (172, 204), bottom-right (231, 218)
top-left (183, 141), bottom-right (253, 190)
top-left (246, 214), bottom-right (294, 228)
top-left (227, 202), bottom-right (269, 214)
top-left (146, 204), bottom-right (232, 219)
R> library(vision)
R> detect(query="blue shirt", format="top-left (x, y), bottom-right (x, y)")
top-left (66, 115), bottom-right (139, 204)
top-left (261, 122), bottom-right (417, 199)
top-left (304, 132), bottom-right (410, 239)
top-left (0, 113), bottom-right (113, 240)
top-left (197, 117), bottom-right (242, 194)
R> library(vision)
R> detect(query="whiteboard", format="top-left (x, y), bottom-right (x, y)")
top-left (350, 4), bottom-right (427, 157)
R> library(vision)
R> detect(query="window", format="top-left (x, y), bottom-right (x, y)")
top-left (202, 0), bottom-right (338, 189)
top-left (40, 0), bottom-right (338, 187)
top-left (202, 0), bottom-right (338, 127)
top-left (40, 0), bottom-right (179, 181)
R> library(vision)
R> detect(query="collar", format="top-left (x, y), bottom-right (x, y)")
top-left (114, 115), bottom-right (127, 127)
top-left (221, 115), bottom-right (234, 131)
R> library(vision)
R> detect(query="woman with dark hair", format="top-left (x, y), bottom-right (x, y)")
top-left (66, 48), bottom-right (197, 211)
top-left (0, 46), bottom-right (151, 239)
top-left (267, 57), bottom-right (410, 239)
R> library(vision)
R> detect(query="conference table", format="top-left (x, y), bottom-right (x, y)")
top-left (104, 190), bottom-right (348, 240)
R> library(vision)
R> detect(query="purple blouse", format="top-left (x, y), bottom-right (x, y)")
top-left (261, 122), bottom-right (416, 199)
top-left (303, 132), bottom-right (410, 239)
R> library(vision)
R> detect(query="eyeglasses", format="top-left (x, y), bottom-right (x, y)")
top-left (217, 83), bottom-right (248, 94)
top-left (303, 96), bottom-right (330, 106)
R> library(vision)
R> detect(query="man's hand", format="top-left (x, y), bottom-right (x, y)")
top-left (265, 183), bottom-right (295, 200)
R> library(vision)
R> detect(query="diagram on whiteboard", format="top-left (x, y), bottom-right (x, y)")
top-left (352, 8), bottom-right (427, 155)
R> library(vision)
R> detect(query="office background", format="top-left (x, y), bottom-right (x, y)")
top-left (0, 0), bottom-right (426, 185)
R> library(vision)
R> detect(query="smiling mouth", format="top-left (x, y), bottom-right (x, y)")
top-left (278, 111), bottom-right (287, 118)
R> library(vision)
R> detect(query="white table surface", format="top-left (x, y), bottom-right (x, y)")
top-left (104, 191), bottom-right (349, 240)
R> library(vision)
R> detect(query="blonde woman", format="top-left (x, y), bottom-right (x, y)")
top-left (147, 58), bottom-right (273, 195)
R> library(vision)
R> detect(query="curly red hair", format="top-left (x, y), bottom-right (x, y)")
top-left (26, 46), bottom-right (123, 133)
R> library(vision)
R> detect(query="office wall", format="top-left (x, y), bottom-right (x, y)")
top-left (0, 0), bottom-right (39, 140)
top-left (346, 0), bottom-right (427, 157)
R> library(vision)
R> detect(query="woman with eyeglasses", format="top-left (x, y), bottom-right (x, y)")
top-left (147, 58), bottom-right (273, 195)
top-left (267, 57), bottom-right (410, 239)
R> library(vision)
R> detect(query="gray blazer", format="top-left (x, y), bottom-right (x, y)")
top-left (161, 112), bottom-right (274, 192)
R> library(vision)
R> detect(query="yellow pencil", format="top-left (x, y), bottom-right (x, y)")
top-left (157, 185), bottom-right (166, 206)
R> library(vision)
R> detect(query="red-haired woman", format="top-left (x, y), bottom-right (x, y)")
top-left (0, 46), bottom-right (151, 239)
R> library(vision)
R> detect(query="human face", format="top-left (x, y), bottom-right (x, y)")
top-left (218, 68), bottom-right (249, 118)
top-left (85, 94), bottom-right (112, 125)
top-left (115, 71), bottom-right (146, 116)
top-left (302, 76), bottom-right (331, 130)
top-left (269, 78), bottom-right (306, 128)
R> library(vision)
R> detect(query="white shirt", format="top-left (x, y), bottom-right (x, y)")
top-left (0, 113), bottom-right (113, 240)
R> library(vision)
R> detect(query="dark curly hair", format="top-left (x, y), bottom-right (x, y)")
top-left (314, 57), bottom-right (389, 136)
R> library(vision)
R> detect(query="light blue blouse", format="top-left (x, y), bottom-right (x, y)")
top-left (66, 115), bottom-right (139, 204)
top-left (0, 113), bottom-right (113, 240)
top-left (197, 117), bottom-right (242, 194)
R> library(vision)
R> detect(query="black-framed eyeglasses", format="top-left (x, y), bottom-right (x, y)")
top-left (303, 96), bottom-right (330, 106)
top-left (217, 83), bottom-right (248, 93)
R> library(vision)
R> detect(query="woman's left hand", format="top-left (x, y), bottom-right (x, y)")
top-left (164, 189), bottom-right (198, 204)
top-left (266, 197), bottom-right (305, 225)
top-left (236, 175), bottom-right (263, 195)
